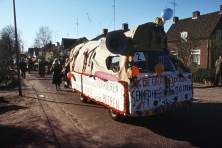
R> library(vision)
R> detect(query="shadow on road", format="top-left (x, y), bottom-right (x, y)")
top-left (0, 125), bottom-right (59, 147)
top-left (0, 97), bottom-right (27, 114)
top-left (122, 102), bottom-right (222, 148)
top-left (0, 105), bottom-right (27, 115)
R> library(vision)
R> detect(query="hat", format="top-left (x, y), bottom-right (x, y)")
top-left (55, 58), bottom-right (58, 61)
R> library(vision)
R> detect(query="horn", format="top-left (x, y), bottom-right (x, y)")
top-left (105, 31), bottom-right (127, 54)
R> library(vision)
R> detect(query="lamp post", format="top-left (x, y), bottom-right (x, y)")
top-left (13, 0), bottom-right (22, 96)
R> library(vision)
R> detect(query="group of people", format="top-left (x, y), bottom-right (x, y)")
top-left (20, 57), bottom-right (70, 91)
top-left (50, 58), bottom-right (70, 91)
top-left (214, 55), bottom-right (222, 86)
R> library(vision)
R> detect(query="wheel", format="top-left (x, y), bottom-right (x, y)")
top-left (108, 109), bottom-right (122, 121)
top-left (80, 94), bottom-right (88, 103)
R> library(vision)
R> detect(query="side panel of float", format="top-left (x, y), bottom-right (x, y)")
top-left (128, 73), bottom-right (193, 116)
top-left (69, 71), bottom-right (127, 114)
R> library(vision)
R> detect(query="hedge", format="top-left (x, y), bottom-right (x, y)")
top-left (193, 68), bottom-right (215, 82)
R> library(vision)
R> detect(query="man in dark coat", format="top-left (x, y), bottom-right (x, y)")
top-left (20, 58), bottom-right (27, 78)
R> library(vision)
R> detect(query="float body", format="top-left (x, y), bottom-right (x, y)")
top-left (68, 22), bottom-right (193, 119)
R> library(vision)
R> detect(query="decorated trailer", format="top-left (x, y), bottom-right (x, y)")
top-left (67, 20), bottom-right (196, 121)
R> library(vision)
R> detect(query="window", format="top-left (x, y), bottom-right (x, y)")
top-left (133, 51), bottom-right (176, 72)
top-left (180, 31), bottom-right (188, 42)
top-left (170, 51), bottom-right (178, 58)
top-left (191, 50), bottom-right (200, 65)
top-left (216, 30), bottom-right (221, 40)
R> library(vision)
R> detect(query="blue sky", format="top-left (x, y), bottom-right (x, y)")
top-left (0, 0), bottom-right (222, 51)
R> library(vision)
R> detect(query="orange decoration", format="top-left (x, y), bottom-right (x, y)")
top-left (136, 101), bottom-right (142, 110)
top-left (131, 66), bottom-right (139, 76)
top-left (67, 72), bottom-right (73, 79)
top-left (154, 63), bottom-right (164, 76)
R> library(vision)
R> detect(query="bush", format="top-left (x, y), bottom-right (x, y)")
top-left (193, 68), bottom-right (215, 82)
top-left (0, 60), bottom-right (17, 88)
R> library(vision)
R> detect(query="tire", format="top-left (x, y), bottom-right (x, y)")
top-left (109, 109), bottom-right (122, 121)
top-left (80, 94), bottom-right (88, 103)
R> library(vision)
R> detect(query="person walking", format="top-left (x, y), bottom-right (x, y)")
top-left (214, 55), bottom-right (222, 86)
top-left (26, 58), bottom-right (32, 74)
top-left (61, 58), bottom-right (71, 88)
top-left (50, 58), bottom-right (63, 91)
top-left (19, 58), bottom-right (27, 78)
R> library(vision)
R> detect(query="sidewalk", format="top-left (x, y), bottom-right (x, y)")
top-left (193, 82), bottom-right (208, 88)
top-left (0, 71), bottom-right (60, 147)
top-left (193, 81), bottom-right (222, 88)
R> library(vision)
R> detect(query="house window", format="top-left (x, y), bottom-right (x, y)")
top-left (191, 50), bottom-right (200, 65)
top-left (170, 50), bottom-right (178, 58)
top-left (180, 31), bottom-right (188, 42)
top-left (216, 30), bottom-right (221, 39)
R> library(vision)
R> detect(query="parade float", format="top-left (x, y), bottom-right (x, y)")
top-left (67, 9), bottom-right (197, 120)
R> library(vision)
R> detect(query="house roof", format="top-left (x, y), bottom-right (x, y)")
top-left (91, 23), bottom-right (129, 41)
top-left (44, 45), bottom-right (60, 52)
top-left (91, 29), bottom-right (129, 41)
top-left (61, 38), bottom-right (78, 49)
top-left (67, 37), bottom-right (88, 51)
top-left (28, 48), bottom-right (41, 56)
top-left (167, 11), bottom-right (222, 41)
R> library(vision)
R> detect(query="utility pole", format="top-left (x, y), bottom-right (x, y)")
top-left (13, 0), bottom-right (22, 96)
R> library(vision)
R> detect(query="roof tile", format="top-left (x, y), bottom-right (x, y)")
top-left (167, 11), bottom-right (222, 40)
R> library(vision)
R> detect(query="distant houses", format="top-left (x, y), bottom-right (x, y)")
top-left (26, 4), bottom-right (222, 70)
top-left (26, 23), bottom-right (129, 63)
top-left (27, 48), bottom-right (41, 59)
top-left (167, 4), bottom-right (222, 69)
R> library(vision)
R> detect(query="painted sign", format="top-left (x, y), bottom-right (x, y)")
top-left (71, 72), bottom-right (125, 112)
top-left (128, 73), bottom-right (193, 114)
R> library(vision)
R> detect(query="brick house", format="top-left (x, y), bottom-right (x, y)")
top-left (44, 42), bottom-right (61, 62)
top-left (167, 5), bottom-right (222, 69)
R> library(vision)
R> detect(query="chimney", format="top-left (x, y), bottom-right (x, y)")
top-left (122, 23), bottom-right (129, 31)
top-left (103, 29), bottom-right (108, 34)
top-left (193, 11), bottom-right (200, 19)
top-left (173, 16), bottom-right (179, 24)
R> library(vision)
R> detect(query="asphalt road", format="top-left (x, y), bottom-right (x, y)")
top-left (26, 70), bottom-right (222, 148)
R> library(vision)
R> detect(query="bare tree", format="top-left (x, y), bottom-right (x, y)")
top-left (0, 25), bottom-right (23, 61)
top-left (0, 25), bottom-right (23, 80)
top-left (34, 26), bottom-right (52, 48)
top-left (170, 37), bottom-right (203, 67)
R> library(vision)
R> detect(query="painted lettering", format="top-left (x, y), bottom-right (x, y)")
top-left (152, 77), bottom-right (165, 86)
top-left (142, 79), bottom-right (150, 87)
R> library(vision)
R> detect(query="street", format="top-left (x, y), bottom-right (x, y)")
top-left (1, 70), bottom-right (222, 148)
